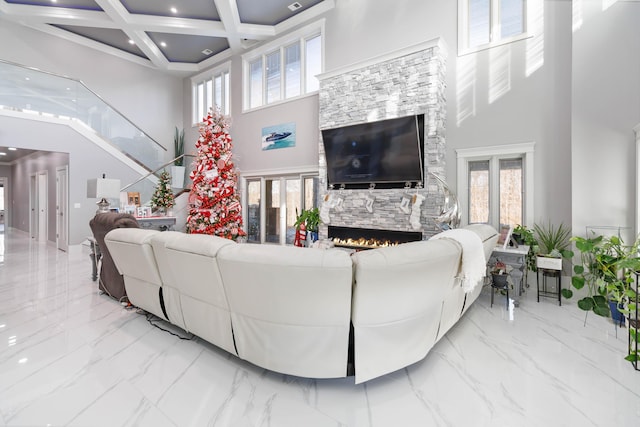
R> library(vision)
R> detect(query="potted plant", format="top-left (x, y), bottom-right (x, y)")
top-left (512, 224), bottom-right (538, 272)
top-left (563, 234), bottom-right (639, 319)
top-left (171, 126), bottom-right (186, 188)
top-left (294, 207), bottom-right (321, 244)
top-left (533, 221), bottom-right (573, 271)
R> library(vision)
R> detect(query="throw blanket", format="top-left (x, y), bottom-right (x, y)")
top-left (431, 229), bottom-right (486, 293)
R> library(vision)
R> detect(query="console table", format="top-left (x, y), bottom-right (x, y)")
top-left (136, 216), bottom-right (176, 231)
top-left (490, 245), bottom-right (529, 307)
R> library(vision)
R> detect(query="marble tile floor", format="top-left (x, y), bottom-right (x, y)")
top-left (0, 227), bottom-right (639, 427)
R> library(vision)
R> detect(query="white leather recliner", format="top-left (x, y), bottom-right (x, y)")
top-left (217, 244), bottom-right (353, 379)
top-left (161, 233), bottom-right (238, 355)
top-left (350, 239), bottom-right (462, 384)
top-left (103, 228), bottom-right (166, 319)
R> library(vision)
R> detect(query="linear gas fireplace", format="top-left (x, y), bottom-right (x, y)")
top-left (328, 226), bottom-right (423, 250)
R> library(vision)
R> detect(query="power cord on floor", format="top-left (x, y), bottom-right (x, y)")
top-left (144, 312), bottom-right (195, 341)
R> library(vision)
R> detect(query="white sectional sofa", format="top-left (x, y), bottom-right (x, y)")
top-left (104, 224), bottom-right (498, 384)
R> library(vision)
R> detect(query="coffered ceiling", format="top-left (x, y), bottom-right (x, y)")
top-left (0, 0), bottom-right (333, 74)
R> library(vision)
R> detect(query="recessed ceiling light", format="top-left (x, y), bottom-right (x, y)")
top-left (0, 153), bottom-right (7, 156)
top-left (128, 39), bottom-right (135, 45)
top-left (8, 147), bottom-right (17, 151)
top-left (202, 49), bottom-right (213, 55)
top-left (170, 7), bottom-right (177, 14)
top-left (160, 41), bottom-right (167, 48)
top-left (25, 77), bottom-right (30, 81)
top-left (288, 2), bottom-right (302, 11)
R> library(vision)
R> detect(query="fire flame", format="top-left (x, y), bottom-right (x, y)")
top-left (331, 237), bottom-right (399, 249)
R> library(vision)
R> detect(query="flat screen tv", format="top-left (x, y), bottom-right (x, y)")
top-left (321, 114), bottom-right (425, 189)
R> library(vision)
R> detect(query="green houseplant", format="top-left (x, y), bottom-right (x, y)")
top-left (171, 127), bottom-right (186, 188)
top-left (512, 224), bottom-right (538, 272)
top-left (174, 126), bottom-right (185, 166)
top-left (294, 207), bottom-right (321, 243)
top-left (562, 233), bottom-right (640, 363)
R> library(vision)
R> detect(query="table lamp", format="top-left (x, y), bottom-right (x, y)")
top-left (87, 175), bottom-right (121, 214)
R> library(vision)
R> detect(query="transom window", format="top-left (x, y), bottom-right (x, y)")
top-left (243, 22), bottom-right (323, 111)
top-left (457, 142), bottom-right (534, 229)
top-left (191, 64), bottom-right (230, 124)
top-left (458, 0), bottom-right (529, 54)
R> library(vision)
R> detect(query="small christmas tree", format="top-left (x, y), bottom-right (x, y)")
top-left (150, 170), bottom-right (174, 214)
top-left (186, 107), bottom-right (246, 240)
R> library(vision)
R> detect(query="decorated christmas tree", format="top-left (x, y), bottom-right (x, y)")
top-left (150, 170), bottom-right (174, 214)
top-left (186, 108), bottom-right (246, 240)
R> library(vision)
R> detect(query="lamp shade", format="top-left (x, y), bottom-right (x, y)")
top-left (87, 178), bottom-right (121, 199)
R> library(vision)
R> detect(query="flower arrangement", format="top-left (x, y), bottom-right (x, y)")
top-left (150, 170), bottom-right (174, 213)
top-left (186, 107), bottom-right (246, 240)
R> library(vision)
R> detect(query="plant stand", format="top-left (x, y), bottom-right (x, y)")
top-left (629, 270), bottom-right (639, 371)
top-left (536, 256), bottom-right (562, 306)
top-left (491, 273), bottom-right (510, 309)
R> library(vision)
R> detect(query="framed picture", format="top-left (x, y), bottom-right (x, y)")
top-left (261, 122), bottom-right (295, 151)
top-left (136, 206), bottom-right (151, 218)
top-left (124, 205), bottom-right (136, 215)
top-left (497, 224), bottom-right (513, 249)
top-left (127, 192), bottom-right (141, 206)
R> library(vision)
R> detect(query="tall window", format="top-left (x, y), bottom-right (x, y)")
top-left (457, 142), bottom-right (534, 229)
top-left (459, 0), bottom-right (528, 54)
top-left (192, 64), bottom-right (230, 124)
top-left (243, 22), bottom-right (323, 111)
top-left (242, 173), bottom-right (319, 245)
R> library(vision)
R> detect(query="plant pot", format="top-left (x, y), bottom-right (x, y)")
top-left (492, 273), bottom-right (509, 289)
top-left (536, 255), bottom-right (562, 271)
top-left (171, 165), bottom-right (186, 188)
top-left (609, 301), bottom-right (625, 327)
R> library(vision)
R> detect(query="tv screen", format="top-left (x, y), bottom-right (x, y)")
top-left (321, 114), bottom-right (425, 189)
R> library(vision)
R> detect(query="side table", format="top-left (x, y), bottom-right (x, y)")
top-left (490, 245), bottom-right (529, 307)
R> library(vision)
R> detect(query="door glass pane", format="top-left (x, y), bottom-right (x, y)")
top-left (223, 71), bottom-right (230, 115)
top-left (250, 59), bottom-right (263, 109)
top-left (285, 43), bottom-right (301, 99)
top-left (499, 158), bottom-right (523, 227)
top-left (265, 179), bottom-right (280, 243)
top-left (197, 82), bottom-right (204, 122)
top-left (305, 35), bottom-right (321, 92)
top-left (304, 177), bottom-right (318, 210)
top-left (214, 75), bottom-right (222, 111)
top-left (247, 180), bottom-right (261, 243)
top-left (206, 79), bottom-right (213, 114)
top-left (469, 160), bottom-right (490, 223)
top-left (501, 0), bottom-right (524, 38)
top-left (469, 0), bottom-right (490, 48)
top-left (285, 179), bottom-right (301, 245)
top-left (266, 51), bottom-right (281, 104)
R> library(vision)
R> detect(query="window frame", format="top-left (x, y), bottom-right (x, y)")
top-left (458, 0), bottom-right (531, 56)
top-left (242, 20), bottom-right (324, 112)
top-left (456, 142), bottom-right (535, 229)
top-left (240, 169), bottom-right (320, 245)
top-left (190, 62), bottom-right (231, 125)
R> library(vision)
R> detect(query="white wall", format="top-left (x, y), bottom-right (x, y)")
top-left (571, 0), bottom-right (640, 242)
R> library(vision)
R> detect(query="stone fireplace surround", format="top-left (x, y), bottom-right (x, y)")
top-left (317, 38), bottom-right (447, 242)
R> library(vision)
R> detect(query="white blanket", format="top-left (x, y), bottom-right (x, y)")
top-left (431, 228), bottom-right (486, 293)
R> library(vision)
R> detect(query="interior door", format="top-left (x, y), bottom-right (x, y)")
top-left (37, 172), bottom-right (47, 243)
top-left (30, 174), bottom-right (37, 239)
top-left (56, 166), bottom-right (68, 251)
